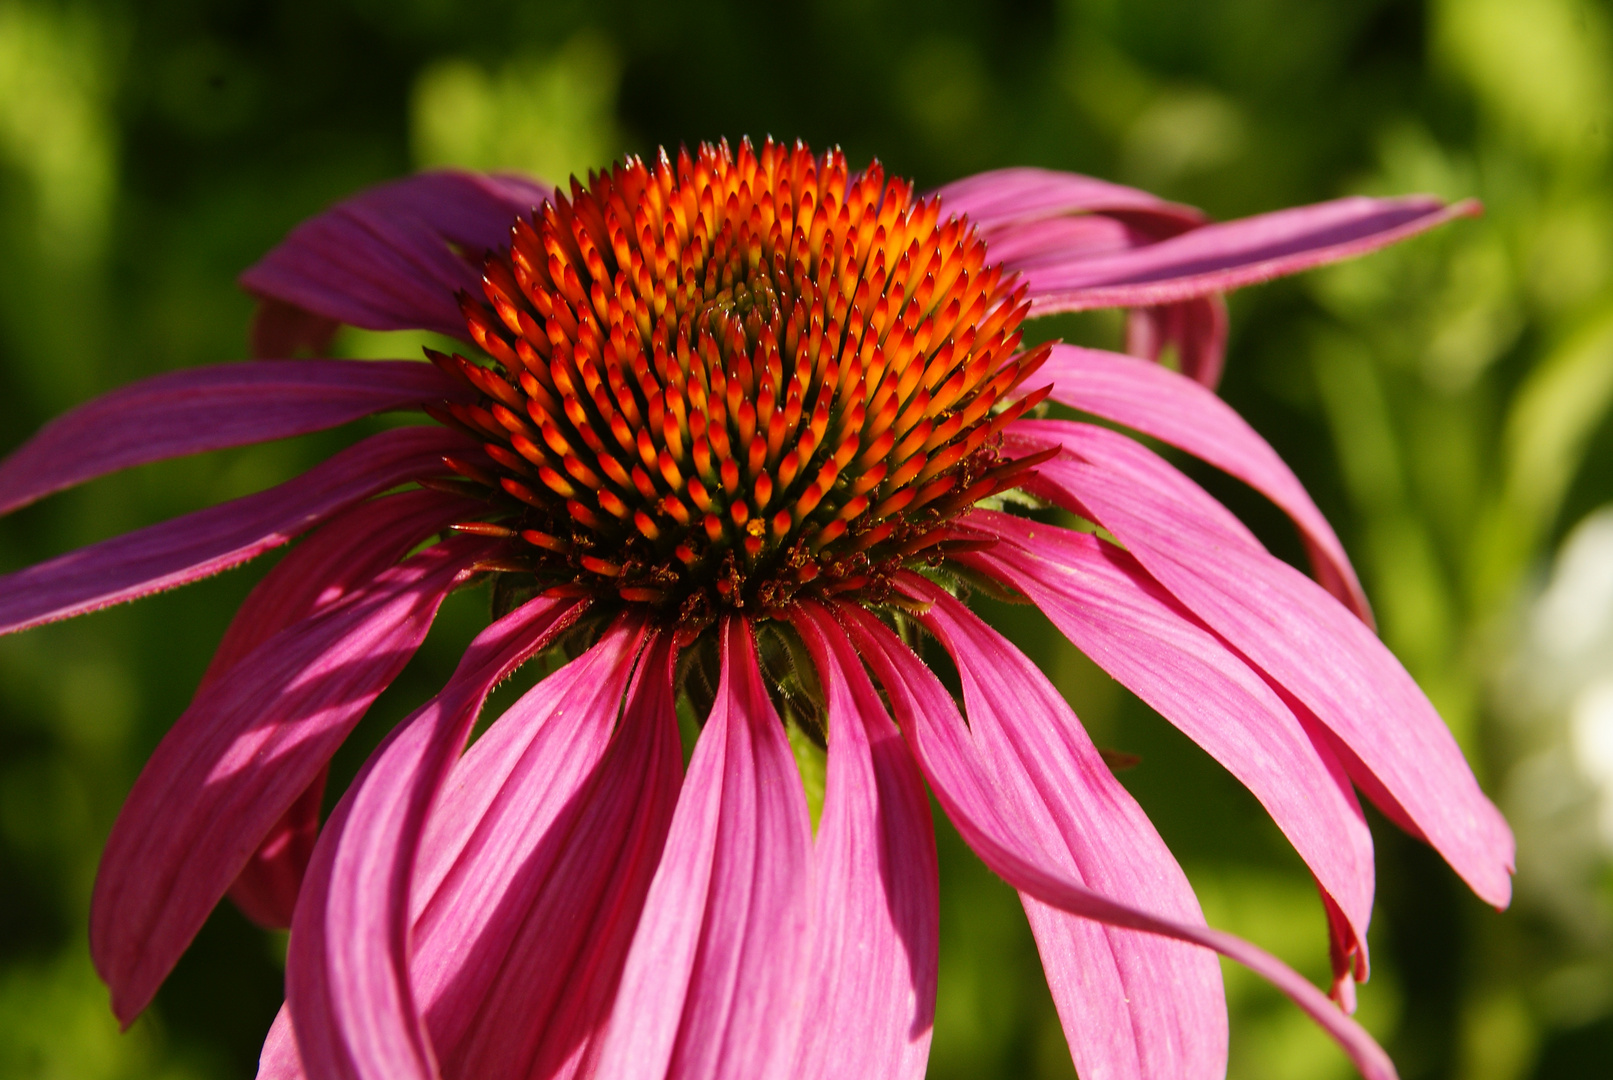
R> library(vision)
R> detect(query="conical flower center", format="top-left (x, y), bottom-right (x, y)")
top-left (433, 137), bottom-right (1049, 630)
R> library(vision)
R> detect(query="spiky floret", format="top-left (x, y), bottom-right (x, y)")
top-left (429, 136), bottom-right (1051, 628)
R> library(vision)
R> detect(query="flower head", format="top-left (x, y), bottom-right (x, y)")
top-left (0, 137), bottom-right (1509, 1080)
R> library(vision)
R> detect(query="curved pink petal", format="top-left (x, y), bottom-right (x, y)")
top-left (0, 425), bottom-right (476, 638)
top-left (250, 298), bottom-right (342, 360)
top-left (228, 765), bottom-right (328, 930)
top-left (90, 536), bottom-right (490, 1023)
top-left (844, 607), bottom-right (1401, 1080)
top-left (239, 171), bottom-right (550, 341)
top-left (1019, 195), bottom-right (1479, 312)
top-left (935, 167), bottom-right (1207, 233)
top-left (286, 591), bottom-right (582, 1080)
top-left (1016, 345), bottom-right (1372, 624)
top-left (1125, 295), bottom-right (1229, 388)
top-left (212, 488), bottom-right (482, 929)
top-left (0, 360), bottom-right (471, 517)
top-left (592, 618), bottom-right (813, 1080)
top-left (413, 625), bottom-right (682, 1080)
top-left (1013, 422), bottom-right (1514, 907)
top-left (790, 604), bottom-right (939, 1080)
top-left (885, 578), bottom-right (1227, 1080)
top-left (258, 1005), bottom-right (305, 1080)
top-left (963, 512), bottom-right (1373, 989)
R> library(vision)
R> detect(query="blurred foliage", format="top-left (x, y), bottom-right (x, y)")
top-left (2, 0), bottom-right (1612, 1077)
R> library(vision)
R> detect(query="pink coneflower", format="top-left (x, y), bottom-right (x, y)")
top-left (0, 138), bottom-right (1508, 1080)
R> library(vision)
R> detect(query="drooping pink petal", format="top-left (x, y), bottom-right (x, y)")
top-left (412, 625), bottom-right (682, 1080)
top-left (209, 488), bottom-right (482, 929)
top-left (1014, 346), bottom-right (1372, 624)
top-left (1125, 295), bottom-right (1229, 388)
top-left (0, 425), bottom-right (476, 638)
top-left (201, 488), bottom-right (483, 688)
top-left (882, 577), bottom-right (1227, 1080)
top-left (844, 607), bottom-right (1401, 1080)
top-left (90, 536), bottom-right (491, 1024)
top-left (962, 512), bottom-right (1373, 984)
top-left (934, 167), bottom-right (1207, 234)
top-left (790, 604), bottom-right (939, 1080)
top-left (258, 1005), bottom-right (304, 1080)
top-left (239, 171), bottom-right (551, 341)
top-left (1015, 422), bottom-right (1514, 907)
top-left (229, 765), bottom-right (328, 930)
top-left (592, 618), bottom-right (813, 1080)
top-left (0, 361), bottom-right (472, 517)
top-left (286, 592), bottom-right (582, 1080)
top-left (1017, 195), bottom-right (1479, 312)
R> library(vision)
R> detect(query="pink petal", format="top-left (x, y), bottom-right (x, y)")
top-left (1018, 195), bottom-right (1479, 312)
top-left (228, 765), bottom-right (327, 930)
top-left (963, 512), bottom-right (1373, 987)
top-left (1016, 345), bottom-right (1372, 624)
top-left (1125, 295), bottom-right (1229, 388)
top-left (790, 604), bottom-right (939, 1080)
top-left (0, 425), bottom-right (476, 638)
top-left (592, 618), bottom-right (813, 1080)
top-left (887, 578), bottom-right (1228, 1080)
top-left (90, 536), bottom-right (489, 1023)
top-left (258, 1005), bottom-right (305, 1080)
top-left (214, 489), bottom-right (482, 929)
top-left (844, 607), bottom-right (1401, 1080)
top-left (0, 360), bottom-right (471, 517)
top-left (413, 625), bottom-right (681, 1080)
top-left (286, 592), bottom-right (582, 1080)
top-left (240, 171), bottom-right (550, 341)
top-left (935, 167), bottom-right (1207, 233)
top-left (250, 298), bottom-right (342, 359)
top-left (1014, 422), bottom-right (1514, 907)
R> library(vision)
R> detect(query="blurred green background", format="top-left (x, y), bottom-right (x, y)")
top-left (2, 0), bottom-right (1612, 1077)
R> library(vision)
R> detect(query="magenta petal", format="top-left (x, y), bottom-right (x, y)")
top-left (1019, 195), bottom-right (1479, 311)
top-left (965, 512), bottom-right (1373, 977)
top-left (239, 171), bottom-right (550, 340)
top-left (89, 537), bottom-right (488, 1023)
top-left (0, 360), bottom-right (472, 517)
top-left (286, 592), bottom-right (581, 1080)
top-left (791, 604), bottom-right (939, 1080)
top-left (1018, 423), bottom-right (1514, 907)
top-left (201, 488), bottom-right (483, 687)
top-left (845, 607), bottom-right (1402, 1080)
top-left (228, 766), bottom-right (328, 929)
top-left (413, 626), bottom-right (682, 1080)
top-left (1016, 346), bottom-right (1372, 624)
top-left (258, 1005), bottom-right (306, 1080)
top-left (1125, 295), bottom-right (1230, 389)
top-left (0, 425), bottom-right (475, 638)
top-left (593, 618), bottom-right (813, 1080)
top-left (886, 578), bottom-right (1227, 1080)
top-left (250, 298), bottom-right (342, 360)
top-left (935, 167), bottom-right (1207, 233)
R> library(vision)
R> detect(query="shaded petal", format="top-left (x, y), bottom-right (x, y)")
top-left (240, 171), bottom-right (551, 341)
top-left (790, 604), bottom-right (939, 1080)
top-left (892, 577), bottom-right (1226, 1080)
top-left (90, 536), bottom-right (489, 1023)
top-left (416, 626), bottom-right (682, 1080)
top-left (1125, 295), bottom-right (1229, 389)
top-left (935, 167), bottom-right (1207, 233)
top-left (228, 765), bottom-right (327, 930)
top-left (0, 425), bottom-right (475, 637)
top-left (0, 360), bottom-right (471, 517)
top-left (1018, 195), bottom-right (1479, 312)
top-left (1016, 345), bottom-right (1372, 624)
top-left (592, 618), bottom-right (813, 1080)
top-left (964, 512), bottom-right (1373, 988)
top-left (250, 298), bottom-right (342, 360)
top-left (211, 489), bottom-right (482, 930)
top-left (287, 592), bottom-right (582, 1080)
top-left (1016, 422), bottom-right (1514, 907)
top-left (844, 607), bottom-right (1401, 1080)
